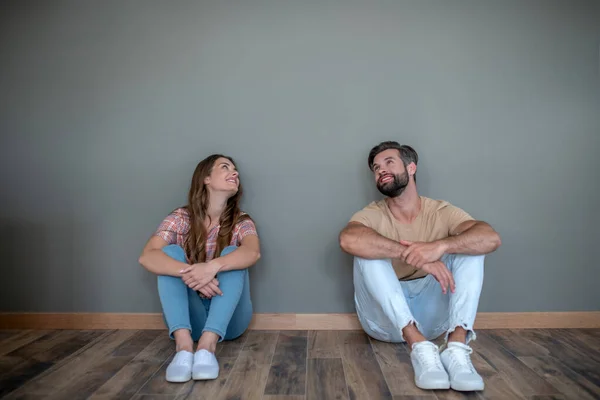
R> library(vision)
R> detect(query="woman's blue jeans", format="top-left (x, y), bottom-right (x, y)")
top-left (157, 245), bottom-right (252, 341)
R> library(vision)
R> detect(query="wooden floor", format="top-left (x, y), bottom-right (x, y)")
top-left (0, 329), bottom-right (598, 399)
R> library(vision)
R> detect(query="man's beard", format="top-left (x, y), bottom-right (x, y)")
top-left (376, 171), bottom-right (409, 198)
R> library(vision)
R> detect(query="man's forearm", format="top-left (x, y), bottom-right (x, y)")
top-left (439, 222), bottom-right (501, 255)
top-left (339, 225), bottom-right (406, 259)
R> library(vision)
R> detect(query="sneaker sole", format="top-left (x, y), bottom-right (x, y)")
top-left (451, 381), bottom-right (485, 391)
top-left (166, 374), bottom-right (192, 383)
top-left (192, 370), bottom-right (219, 380)
top-left (415, 379), bottom-right (451, 390)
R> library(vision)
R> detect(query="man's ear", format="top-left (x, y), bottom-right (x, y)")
top-left (407, 162), bottom-right (417, 177)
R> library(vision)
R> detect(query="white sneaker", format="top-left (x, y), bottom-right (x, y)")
top-left (410, 341), bottom-right (450, 390)
top-left (441, 342), bottom-right (485, 391)
top-left (192, 349), bottom-right (219, 380)
top-left (165, 350), bottom-right (194, 383)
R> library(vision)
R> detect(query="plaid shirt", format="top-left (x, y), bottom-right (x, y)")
top-left (154, 207), bottom-right (258, 262)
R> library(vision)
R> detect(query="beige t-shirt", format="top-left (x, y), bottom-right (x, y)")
top-left (349, 196), bottom-right (474, 281)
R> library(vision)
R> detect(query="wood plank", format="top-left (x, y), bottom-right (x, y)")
top-left (552, 329), bottom-right (600, 364)
top-left (472, 332), bottom-right (560, 397)
top-left (3, 394), bottom-right (48, 400)
top-left (0, 331), bottom-right (62, 375)
top-left (574, 329), bottom-right (600, 347)
top-left (484, 330), bottom-right (550, 357)
top-left (434, 390), bottom-right (480, 399)
top-left (0, 330), bottom-right (21, 342)
top-left (372, 339), bottom-right (515, 400)
top-left (369, 339), bottom-right (432, 397)
top-left (11, 330), bottom-right (105, 363)
top-left (131, 395), bottom-right (176, 400)
top-left (264, 331), bottom-right (308, 396)
top-left (0, 359), bottom-right (54, 398)
top-left (215, 355), bottom-right (271, 400)
top-left (477, 374), bottom-right (527, 400)
top-left (0, 330), bottom-right (107, 398)
top-left (469, 351), bottom-right (525, 400)
top-left (263, 396), bottom-right (306, 400)
top-left (308, 331), bottom-right (341, 359)
top-left (217, 331), bottom-right (279, 400)
top-left (518, 356), bottom-right (600, 400)
top-left (252, 314), bottom-right (361, 330)
top-left (0, 355), bottom-right (23, 375)
top-left (3, 331), bottom-right (112, 400)
top-left (133, 354), bottom-right (193, 397)
top-left (2, 327), bottom-right (598, 400)
top-left (90, 333), bottom-right (174, 400)
top-left (516, 329), bottom-right (600, 387)
top-left (109, 330), bottom-right (161, 357)
top-left (2, 330), bottom-right (98, 365)
top-left (421, 346), bottom-right (525, 400)
top-left (216, 331), bottom-right (249, 358)
top-left (392, 397), bottom-right (443, 400)
top-left (13, 330), bottom-right (137, 397)
top-left (174, 357), bottom-right (237, 400)
top-left (0, 330), bottom-right (52, 356)
top-left (43, 330), bottom-right (159, 400)
top-left (338, 331), bottom-right (392, 400)
top-left (306, 358), bottom-right (349, 400)
top-left (174, 332), bottom-right (250, 400)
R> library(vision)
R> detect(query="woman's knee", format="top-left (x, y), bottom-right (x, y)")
top-left (162, 244), bottom-right (187, 262)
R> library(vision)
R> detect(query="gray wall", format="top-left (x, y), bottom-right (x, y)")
top-left (1, 0), bottom-right (599, 314)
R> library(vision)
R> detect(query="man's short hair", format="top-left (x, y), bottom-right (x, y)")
top-left (368, 141), bottom-right (419, 170)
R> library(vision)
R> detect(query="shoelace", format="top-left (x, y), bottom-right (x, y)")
top-left (415, 343), bottom-right (444, 371)
top-left (173, 352), bottom-right (193, 366)
top-left (447, 346), bottom-right (476, 373)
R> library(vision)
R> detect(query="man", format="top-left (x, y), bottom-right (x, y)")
top-left (339, 141), bottom-right (501, 392)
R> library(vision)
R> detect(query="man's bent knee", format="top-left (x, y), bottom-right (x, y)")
top-left (353, 256), bottom-right (393, 273)
top-left (446, 254), bottom-right (485, 274)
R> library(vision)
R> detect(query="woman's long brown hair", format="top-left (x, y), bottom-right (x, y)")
top-left (183, 154), bottom-right (251, 264)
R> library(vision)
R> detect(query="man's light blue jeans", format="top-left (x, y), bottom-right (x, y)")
top-left (157, 245), bottom-right (253, 342)
top-left (353, 254), bottom-right (484, 344)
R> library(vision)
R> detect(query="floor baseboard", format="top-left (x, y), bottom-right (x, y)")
top-left (0, 311), bottom-right (598, 330)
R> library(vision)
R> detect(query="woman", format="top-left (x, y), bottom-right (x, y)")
top-left (139, 154), bottom-right (260, 383)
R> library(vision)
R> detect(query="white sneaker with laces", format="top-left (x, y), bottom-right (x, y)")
top-left (440, 342), bottom-right (485, 391)
top-left (410, 341), bottom-right (450, 390)
top-left (192, 349), bottom-right (219, 380)
top-left (165, 350), bottom-right (194, 383)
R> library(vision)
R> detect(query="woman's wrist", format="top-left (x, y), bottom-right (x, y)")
top-left (207, 259), bottom-right (224, 274)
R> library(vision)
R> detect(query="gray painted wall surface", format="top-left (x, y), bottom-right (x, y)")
top-left (1, 0), bottom-right (599, 313)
